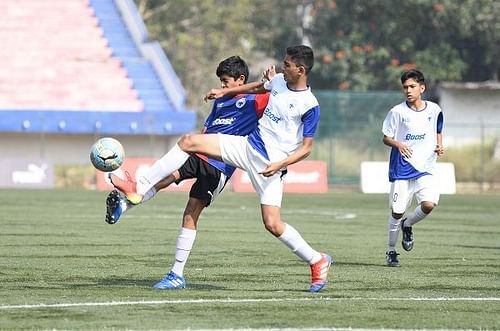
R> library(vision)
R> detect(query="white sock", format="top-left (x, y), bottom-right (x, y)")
top-left (141, 187), bottom-right (157, 203)
top-left (388, 216), bottom-right (401, 251)
top-left (405, 205), bottom-right (428, 227)
top-left (278, 223), bottom-right (322, 265)
top-left (136, 144), bottom-right (189, 195)
top-left (119, 188), bottom-right (156, 213)
top-left (171, 227), bottom-right (197, 277)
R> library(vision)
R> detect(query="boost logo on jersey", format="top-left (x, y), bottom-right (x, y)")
top-left (405, 133), bottom-right (426, 140)
top-left (212, 118), bottom-right (236, 125)
top-left (264, 108), bottom-right (282, 123)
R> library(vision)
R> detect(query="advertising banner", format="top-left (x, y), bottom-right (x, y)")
top-left (360, 161), bottom-right (456, 194)
top-left (0, 159), bottom-right (54, 188)
top-left (231, 160), bottom-right (328, 193)
top-left (95, 157), bottom-right (194, 192)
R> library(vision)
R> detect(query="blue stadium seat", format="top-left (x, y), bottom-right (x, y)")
top-left (89, 0), bottom-right (175, 112)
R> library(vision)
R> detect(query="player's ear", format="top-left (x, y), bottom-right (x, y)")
top-left (420, 84), bottom-right (426, 93)
top-left (237, 74), bottom-right (246, 84)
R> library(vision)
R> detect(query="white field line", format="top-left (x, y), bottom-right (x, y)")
top-left (1, 296), bottom-right (499, 310)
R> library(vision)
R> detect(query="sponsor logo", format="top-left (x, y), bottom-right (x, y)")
top-left (264, 108), bottom-right (282, 123)
top-left (405, 133), bottom-right (426, 140)
top-left (212, 117), bottom-right (236, 125)
top-left (272, 90), bottom-right (278, 96)
top-left (235, 97), bottom-right (246, 108)
top-left (11, 163), bottom-right (47, 184)
top-left (402, 117), bottom-right (411, 123)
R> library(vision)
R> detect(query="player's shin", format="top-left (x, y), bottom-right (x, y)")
top-left (171, 227), bottom-right (197, 276)
top-left (405, 205), bottom-right (427, 226)
top-left (278, 223), bottom-right (322, 264)
top-left (136, 144), bottom-right (189, 195)
top-left (388, 216), bottom-right (401, 251)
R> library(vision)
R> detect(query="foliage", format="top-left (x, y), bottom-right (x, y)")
top-left (135, 0), bottom-right (267, 120)
top-left (135, 0), bottom-right (499, 118)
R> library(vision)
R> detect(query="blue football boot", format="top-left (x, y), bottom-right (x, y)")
top-left (105, 189), bottom-right (125, 224)
top-left (153, 271), bottom-right (186, 289)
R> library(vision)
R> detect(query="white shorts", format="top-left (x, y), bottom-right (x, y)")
top-left (218, 133), bottom-right (285, 207)
top-left (389, 175), bottom-right (440, 214)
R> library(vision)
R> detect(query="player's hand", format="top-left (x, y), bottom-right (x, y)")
top-left (398, 143), bottom-right (412, 158)
top-left (263, 65), bottom-right (276, 81)
top-left (435, 144), bottom-right (444, 156)
top-left (259, 162), bottom-right (283, 177)
top-left (204, 88), bottom-right (224, 102)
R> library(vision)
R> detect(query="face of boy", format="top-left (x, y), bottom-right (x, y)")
top-left (402, 78), bottom-right (425, 103)
top-left (282, 55), bottom-right (304, 83)
top-left (219, 74), bottom-right (245, 89)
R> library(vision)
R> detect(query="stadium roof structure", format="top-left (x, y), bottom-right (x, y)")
top-left (0, 0), bottom-right (195, 136)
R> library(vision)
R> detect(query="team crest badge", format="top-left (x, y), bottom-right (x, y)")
top-left (236, 97), bottom-right (246, 108)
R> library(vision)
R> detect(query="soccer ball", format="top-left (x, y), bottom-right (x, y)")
top-left (90, 137), bottom-right (125, 172)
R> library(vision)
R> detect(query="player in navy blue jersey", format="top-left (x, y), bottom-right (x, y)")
top-left (106, 56), bottom-right (269, 289)
top-left (111, 45), bottom-right (332, 293)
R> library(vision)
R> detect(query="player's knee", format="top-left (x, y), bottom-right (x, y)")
top-left (263, 219), bottom-right (282, 237)
top-left (421, 201), bottom-right (435, 214)
top-left (178, 134), bottom-right (196, 151)
top-left (392, 212), bottom-right (404, 219)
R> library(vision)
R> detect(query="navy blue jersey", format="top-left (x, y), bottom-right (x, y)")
top-left (197, 93), bottom-right (269, 177)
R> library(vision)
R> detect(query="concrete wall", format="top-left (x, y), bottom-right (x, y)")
top-left (0, 132), bottom-right (179, 165)
top-left (438, 82), bottom-right (500, 145)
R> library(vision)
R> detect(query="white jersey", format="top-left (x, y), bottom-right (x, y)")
top-left (247, 73), bottom-right (320, 162)
top-left (382, 101), bottom-right (443, 182)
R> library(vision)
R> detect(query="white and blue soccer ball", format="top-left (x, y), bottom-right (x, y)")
top-left (90, 137), bottom-right (125, 172)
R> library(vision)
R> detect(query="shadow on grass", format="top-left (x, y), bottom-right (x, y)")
top-left (452, 244), bottom-right (500, 250)
top-left (95, 278), bottom-right (227, 290)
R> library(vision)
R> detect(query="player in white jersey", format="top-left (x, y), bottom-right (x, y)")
top-left (111, 45), bottom-right (332, 292)
top-left (382, 69), bottom-right (444, 267)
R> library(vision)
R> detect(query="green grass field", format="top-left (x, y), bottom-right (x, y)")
top-left (1, 189), bottom-right (499, 330)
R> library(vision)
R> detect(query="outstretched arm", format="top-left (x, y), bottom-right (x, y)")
top-left (204, 81), bottom-right (266, 101)
top-left (259, 137), bottom-right (314, 177)
top-left (204, 65), bottom-right (277, 101)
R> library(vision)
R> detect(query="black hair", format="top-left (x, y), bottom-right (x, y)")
top-left (286, 45), bottom-right (314, 74)
top-left (216, 56), bottom-right (249, 83)
top-left (401, 69), bottom-right (425, 85)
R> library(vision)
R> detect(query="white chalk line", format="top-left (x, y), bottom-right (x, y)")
top-left (1, 296), bottom-right (499, 310)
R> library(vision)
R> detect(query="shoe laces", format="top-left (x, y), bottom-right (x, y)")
top-left (124, 170), bottom-right (134, 183)
top-left (311, 256), bottom-right (329, 283)
top-left (164, 271), bottom-right (180, 282)
top-left (388, 251), bottom-right (399, 259)
top-left (403, 226), bottom-right (413, 238)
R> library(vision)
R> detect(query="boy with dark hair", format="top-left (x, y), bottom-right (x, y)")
top-left (382, 69), bottom-right (444, 267)
top-left (111, 45), bottom-right (332, 292)
top-left (107, 55), bottom-right (269, 288)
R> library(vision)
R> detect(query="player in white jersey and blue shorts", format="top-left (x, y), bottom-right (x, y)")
top-left (111, 45), bottom-right (333, 293)
top-left (382, 69), bottom-right (444, 267)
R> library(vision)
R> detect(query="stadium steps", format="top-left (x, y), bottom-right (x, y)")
top-left (89, 0), bottom-right (174, 112)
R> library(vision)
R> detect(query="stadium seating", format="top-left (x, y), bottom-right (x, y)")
top-left (0, 0), bottom-right (195, 135)
top-left (0, 0), bottom-right (143, 111)
top-left (90, 0), bottom-right (175, 112)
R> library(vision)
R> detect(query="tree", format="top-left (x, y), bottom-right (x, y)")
top-left (309, 0), bottom-right (499, 90)
top-left (135, 0), bottom-right (499, 115)
top-left (136, 0), bottom-right (255, 120)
